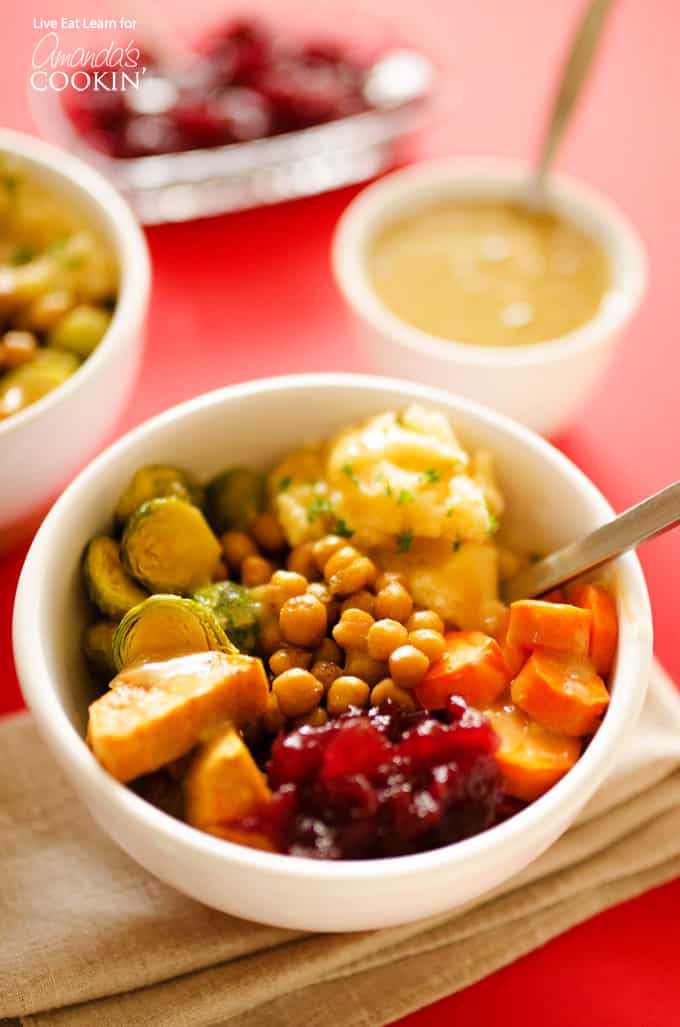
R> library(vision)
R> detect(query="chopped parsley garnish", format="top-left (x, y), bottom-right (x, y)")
top-left (487, 513), bottom-right (499, 536)
top-left (278, 475), bottom-right (292, 493)
top-left (334, 519), bottom-right (354, 539)
top-left (307, 495), bottom-right (332, 523)
top-left (397, 489), bottom-right (414, 506)
top-left (529, 551), bottom-right (542, 564)
top-left (341, 463), bottom-right (358, 484)
top-left (451, 538), bottom-right (462, 553)
top-left (421, 468), bottom-right (441, 484)
top-left (10, 244), bottom-right (34, 266)
top-left (396, 529), bottom-right (414, 553)
top-left (446, 507), bottom-right (454, 518)
top-left (383, 481), bottom-right (393, 498)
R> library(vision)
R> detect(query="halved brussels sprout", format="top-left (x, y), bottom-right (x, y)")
top-left (205, 467), bottom-right (266, 534)
top-left (47, 303), bottom-right (111, 357)
top-left (112, 594), bottom-right (235, 670)
top-left (114, 465), bottom-right (204, 526)
top-left (121, 497), bottom-right (220, 594)
top-left (0, 347), bottom-right (79, 418)
top-left (192, 581), bottom-right (262, 654)
top-left (83, 619), bottom-right (117, 678)
top-left (83, 535), bottom-right (148, 619)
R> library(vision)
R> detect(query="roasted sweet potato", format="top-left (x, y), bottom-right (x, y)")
top-left (416, 630), bottom-right (510, 709)
top-left (184, 724), bottom-right (271, 830)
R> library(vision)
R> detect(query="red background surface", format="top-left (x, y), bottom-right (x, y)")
top-left (2, 1), bottom-right (680, 1023)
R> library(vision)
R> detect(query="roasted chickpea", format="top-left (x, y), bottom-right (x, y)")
top-left (332, 608), bottom-right (375, 652)
top-left (344, 652), bottom-right (387, 687)
top-left (269, 647), bottom-right (312, 676)
top-left (408, 628), bottom-right (446, 664)
top-left (211, 557), bottom-right (228, 582)
top-left (221, 530), bottom-right (258, 570)
top-left (340, 590), bottom-right (375, 616)
top-left (375, 581), bottom-right (413, 623)
top-left (272, 668), bottom-right (324, 717)
top-left (259, 617), bottom-right (284, 656)
top-left (389, 644), bottom-right (429, 689)
top-left (241, 554), bottom-right (274, 587)
top-left (306, 581), bottom-right (341, 627)
top-left (314, 637), bottom-right (342, 664)
top-left (270, 569), bottom-right (308, 599)
top-left (279, 593), bottom-right (327, 648)
top-left (262, 692), bottom-right (285, 734)
top-left (370, 678), bottom-right (416, 710)
top-left (293, 707), bottom-right (328, 729)
top-left (310, 659), bottom-right (343, 692)
top-left (366, 618), bottom-right (409, 660)
top-left (313, 534), bottom-right (345, 572)
top-left (326, 549), bottom-right (376, 596)
top-left (406, 609), bottom-right (445, 634)
top-left (327, 676), bottom-right (370, 715)
top-left (287, 541), bottom-right (320, 580)
top-left (250, 511), bottom-right (287, 553)
top-left (375, 570), bottom-right (409, 592)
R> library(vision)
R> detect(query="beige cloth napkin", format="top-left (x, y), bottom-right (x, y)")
top-left (2, 661), bottom-right (680, 1027)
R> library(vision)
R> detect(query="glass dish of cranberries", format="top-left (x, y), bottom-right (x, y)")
top-left (31, 9), bottom-right (433, 223)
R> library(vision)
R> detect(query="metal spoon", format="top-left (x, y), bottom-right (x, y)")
top-left (503, 481), bottom-right (680, 602)
top-left (532, 0), bottom-right (616, 198)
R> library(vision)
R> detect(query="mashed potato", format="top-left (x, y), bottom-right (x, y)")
top-left (269, 405), bottom-right (506, 626)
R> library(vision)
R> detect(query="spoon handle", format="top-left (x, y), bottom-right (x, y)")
top-left (503, 480), bottom-right (680, 603)
top-left (534, 0), bottom-right (616, 191)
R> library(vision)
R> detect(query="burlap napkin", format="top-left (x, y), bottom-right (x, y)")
top-left (2, 661), bottom-right (680, 1027)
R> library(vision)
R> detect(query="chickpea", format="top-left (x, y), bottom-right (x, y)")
top-left (326, 550), bottom-right (376, 596)
top-left (287, 541), bottom-right (320, 580)
top-left (221, 531), bottom-right (258, 570)
top-left (327, 676), bottom-right (370, 715)
top-left (259, 617), bottom-right (284, 656)
top-left (272, 668), bottom-right (324, 717)
top-left (344, 652), bottom-right (387, 687)
top-left (262, 692), bottom-right (285, 734)
top-left (389, 644), bottom-right (430, 689)
top-left (406, 609), bottom-right (445, 634)
top-left (279, 593), bottom-right (327, 648)
top-left (370, 678), bottom-right (416, 710)
top-left (211, 557), bottom-right (228, 582)
top-left (294, 707), bottom-right (328, 729)
top-left (323, 544), bottom-right (357, 578)
top-left (341, 590), bottom-right (375, 616)
top-left (270, 570), bottom-right (308, 600)
top-left (314, 637), bottom-right (342, 664)
top-left (409, 628), bottom-right (446, 664)
top-left (332, 608), bottom-right (375, 652)
top-left (375, 570), bottom-right (409, 592)
top-left (250, 511), bottom-right (287, 553)
top-left (241, 554), bottom-right (274, 587)
top-left (366, 618), bottom-right (409, 660)
top-left (307, 581), bottom-right (341, 628)
top-left (313, 534), bottom-right (345, 572)
top-left (375, 581), bottom-right (413, 623)
top-left (269, 647), bottom-right (312, 676)
top-left (310, 659), bottom-right (343, 692)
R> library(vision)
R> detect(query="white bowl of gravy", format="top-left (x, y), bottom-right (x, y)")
top-left (332, 159), bottom-right (647, 436)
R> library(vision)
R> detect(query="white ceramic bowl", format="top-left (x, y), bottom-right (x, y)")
top-left (14, 374), bottom-right (652, 931)
top-left (0, 128), bottom-right (150, 550)
top-left (332, 160), bottom-right (647, 437)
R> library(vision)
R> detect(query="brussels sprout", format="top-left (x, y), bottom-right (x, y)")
top-left (83, 535), bottom-right (148, 619)
top-left (112, 594), bottom-right (235, 670)
top-left (121, 496), bottom-right (221, 594)
top-left (192, 581), bottom-right (263, 654)
top-left (114, 465), bottom-right (204, 526)
top-left (0, 347), bottom-right (79, 418)
top-left (83, 619), bottom-right (117, 678)
top-left (205, 467), bottom-right (266, 534)
top-left (47, 303), bottom-right (111, 357)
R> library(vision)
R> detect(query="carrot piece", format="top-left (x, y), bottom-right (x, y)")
top-left (507, 599), bottom-right (592, 656)
top-left (484, 702), bottom-right (581, 801)
top-left (511, 650), bottom-right (610, 737)
top-left (415, 630), bottom-right (510, 710)
top-left (567, 583), bottom-right (618, 677)
top-left (494, 608), bottom-right (529, 678)
top-left (541, 588), bottom-right (566, 603)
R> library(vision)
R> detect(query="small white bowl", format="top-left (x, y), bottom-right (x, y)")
top-left (14, 374), bottom-right (652, 932)
top-left (332, 159), bottom-right (647, 436)
top-left (0, 129), bottom-right (150, 550)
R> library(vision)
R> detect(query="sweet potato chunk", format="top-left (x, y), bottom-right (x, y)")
top-left (87, 651), bottom-right (268, 782)
top-left (511, 650), bottom-right (610, 737)
top-left (568, 583), bottom-right (618, 677)
top-left (184, 725), bottom-right (271, 831)
top-left (507, 599), bottom-right (592, 656)
top-left (416, 630), bottom-right (510, 709)
top-left (484, 702), bottom-right (581, 801)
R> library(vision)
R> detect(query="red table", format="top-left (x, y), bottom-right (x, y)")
top-left (3, 2), bottom-right (680, 1023)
